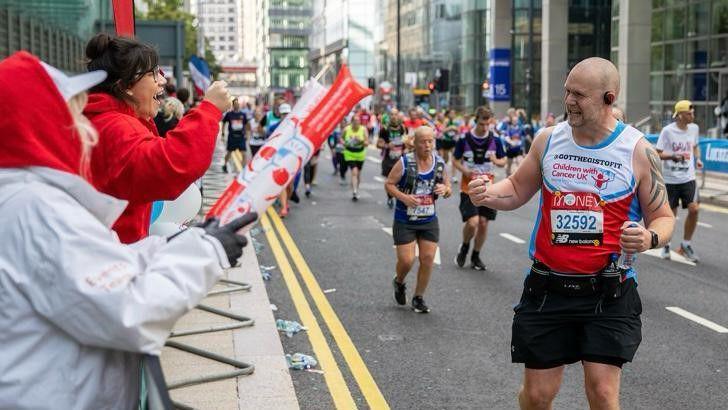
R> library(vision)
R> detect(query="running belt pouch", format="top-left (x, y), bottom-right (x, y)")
top-left (599, 269), bottom-right (625, 299)
top-left (346, 145), bottom-right (365, 152)
top-left (526, 264), bottom-right (550, 295)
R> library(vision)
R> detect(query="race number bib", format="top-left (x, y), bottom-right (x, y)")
top-left (550, 192), bottom-right (604, 246)
top-left (471, 163), bottom-right (493, 177)
top-left (389, 138), bottom-right (404, 159)
top-left (231, 119), bottom-right (244, 131)
top-left (407, 195), bottom-right (435, 218)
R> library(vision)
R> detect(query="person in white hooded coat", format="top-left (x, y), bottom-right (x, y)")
top-left (0, 51), bottom-right (256, 409)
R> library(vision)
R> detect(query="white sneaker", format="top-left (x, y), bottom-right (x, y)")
top-left (678, 244), bottom-right (699, 263)
top-left (660, 245), bottom-right (671, 260)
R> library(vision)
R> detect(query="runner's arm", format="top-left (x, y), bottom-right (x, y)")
top-left (451, 158), bottom-right (470, 177)
top-left (622, 138), bottom-right (675, 253)
top-left (694, 141), bottom-right (703, 168)
top-left (468, 126), bottom-right (552, 210)
top-left (385, 160), bottom-right (418, 207)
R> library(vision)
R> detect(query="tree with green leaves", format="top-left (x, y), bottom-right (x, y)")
top-left (138, 0), bottom-right (221, 78)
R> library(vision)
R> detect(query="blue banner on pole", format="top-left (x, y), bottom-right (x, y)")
top-left (700, 139), bottom-right (728, 173)
top-left (488, 48), bottom-right (511, 102)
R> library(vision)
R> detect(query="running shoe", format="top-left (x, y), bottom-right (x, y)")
top-left (451, 176), bottom-right (458, 184)
top-left (660, 245), bottom-right (671, 260)
top-left (471, 253), bottom-right (487, 271)
top-left (339, 178), bottom-right (347, 186)
top-left (393, 276), bottom-right (406, 306)
top-left (455, 243), bottom-right (469, 268)
top-left (305, 187), bottom-right (311, 198)
top-left (222, 164), bottom-right (228, 173)
top-left (678, 244), bottom-right (699, 263)
top-left (387, 197), bottom-right (395, 209)
top-left (411, 296), bottom-right (430, 313)
top-left (352, 192), bottom-right (359, 202)
top-left (278, 206), bottom-right (289, 218)
top-left (290, 191), bottom-right (300, 204)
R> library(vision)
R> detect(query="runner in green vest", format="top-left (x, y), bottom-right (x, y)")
top-left (342, 116), bottom-right (369, 201)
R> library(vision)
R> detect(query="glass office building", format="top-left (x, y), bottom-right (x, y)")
top-left (646, 0), bottom-right (728, 133)
top-left (0, 0), bottom-right (104, 72)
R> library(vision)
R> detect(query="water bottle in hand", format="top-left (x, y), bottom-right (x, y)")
top-left (620, 222), bottom-right (639, 269)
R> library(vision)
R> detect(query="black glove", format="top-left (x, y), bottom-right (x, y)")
top-left (195, 213), bottom-right (259, 266)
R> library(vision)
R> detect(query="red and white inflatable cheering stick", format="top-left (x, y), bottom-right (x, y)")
top-left (206, 65), bottom-right (372, 226)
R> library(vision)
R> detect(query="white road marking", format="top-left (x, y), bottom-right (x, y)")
top-left (367, 156), bottom-right (382, 164)
top-left (665, 307), bottom-right (728, 334)
top-left (642, 248), bottom-right (697, 266)
top-left (701, 203), bottom-right (728, 215)
top-left (382, 226), bottom-right (440, 265)
top-left (374, 176), bottom-right (386, 183)
top-left (697, 222), bottom-right (713, 228)
top-left (500, 233), bottom-right (526, 244)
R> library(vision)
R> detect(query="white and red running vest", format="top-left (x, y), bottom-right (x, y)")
top-left (529, 121), bottom-right (644, 276)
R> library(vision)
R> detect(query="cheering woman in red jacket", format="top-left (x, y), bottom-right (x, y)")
top-left (83, 33), bottom-right (231, 243)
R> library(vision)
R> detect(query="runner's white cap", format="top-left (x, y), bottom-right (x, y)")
top-left (279, 103), bottom-right (292, 114)
top-left (40, 62), bottom-right (107, 102)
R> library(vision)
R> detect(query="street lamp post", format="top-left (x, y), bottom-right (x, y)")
top-left (396, 0), bottom-right (401, 109)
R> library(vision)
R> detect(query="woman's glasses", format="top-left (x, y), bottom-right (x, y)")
top-left (136, 66), bottom-right (164, 82)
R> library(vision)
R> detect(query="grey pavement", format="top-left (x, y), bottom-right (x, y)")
top-left (160, 142), bottom-right (298, 410)
top-left (255, 145), bottom-right (728, 409)
top-left (698, 171), bottom-right (728, 207)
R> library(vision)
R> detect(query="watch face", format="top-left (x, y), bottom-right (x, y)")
top-left (651, 231), bottom-right (659, 248)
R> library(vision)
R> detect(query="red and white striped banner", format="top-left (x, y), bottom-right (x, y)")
top-left (206, 65), bottom-right (372, 225)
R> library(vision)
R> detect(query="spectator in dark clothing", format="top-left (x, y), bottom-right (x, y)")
top-left (154, 97), bottom-right (184, 137)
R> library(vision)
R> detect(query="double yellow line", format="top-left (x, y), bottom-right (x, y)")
top-left (230, 149), bottom-right (388, 408)
top-left (261, 209), bottom-right (389, 409)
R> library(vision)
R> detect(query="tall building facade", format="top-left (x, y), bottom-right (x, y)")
top-left (383, 0), bottom-right (431, 109)
top-left (0, 0), bottom-right (103, 72)
top-left (644, 0), bottom-right (728, 133)
top-left (309, 0), bottom-right (377, 94)
top-left (188, 0), bottom-right (244, 64)
top-left (257, 0), bottom-right (312, 99)
top-left (372, 0), bottom-right (727, 134)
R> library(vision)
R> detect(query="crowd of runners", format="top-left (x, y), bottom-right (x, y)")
top-left (207, 56), bottom-right (712, 409)
top-left (0, 28), bottom-right (710, 409)
top-left (210, 78), bottom-right (704, 317)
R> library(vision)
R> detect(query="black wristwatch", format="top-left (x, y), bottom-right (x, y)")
top-left (649, 230), bottom-right (659, 249)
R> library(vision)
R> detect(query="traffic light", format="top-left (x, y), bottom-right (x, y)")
top-left (428, 81), bottom-right (435, 91)
top-left (368, 77), bottom-right (376, 90)
top-left (437, 69), bottom-right (449, 92)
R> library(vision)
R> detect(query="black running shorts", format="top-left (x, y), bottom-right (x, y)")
top-left (459, 192), bottom-right (497, 222)
top-left (666, 180), bottom-right (698, 209)
top-left (511, 278), bottom-right (642, 369)
top-left (226, 135), bottom-right (245, 151)
top-left (436, 139), bottom-right (456, 151)
top-left (250, 144), bottom-right (263, 157)
top-left (347, 160), bottom-right (365, 170)
top-left (392, 219), bottom-right (439, 245)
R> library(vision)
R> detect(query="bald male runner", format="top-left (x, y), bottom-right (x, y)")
top-left (469, 58), bottom-right (674, 410)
